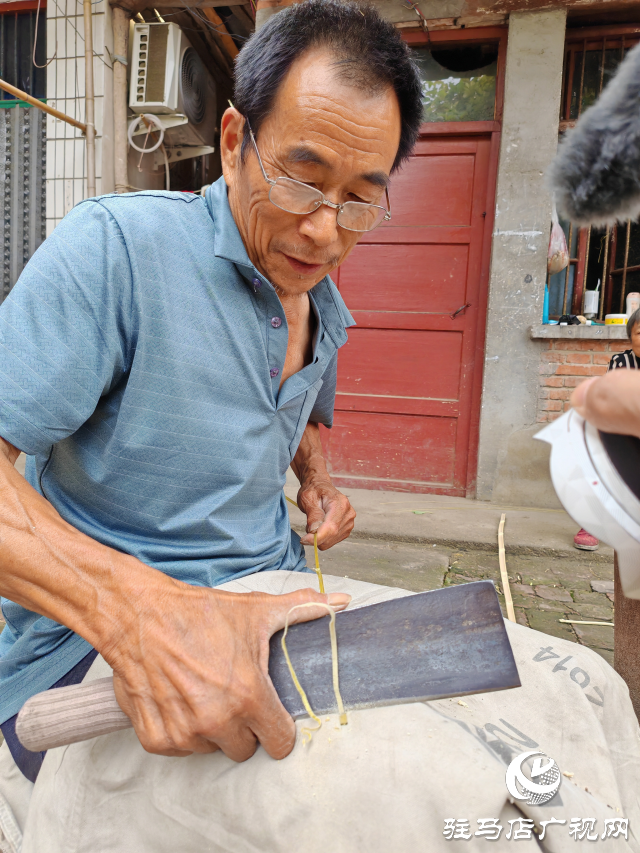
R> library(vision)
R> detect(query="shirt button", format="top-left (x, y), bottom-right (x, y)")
top-left (270, 367), bottom-right (280, 378)
top-left (271, 317), bottom-right (282, 328)
top-left (252, 277), bottom-right (261, 290)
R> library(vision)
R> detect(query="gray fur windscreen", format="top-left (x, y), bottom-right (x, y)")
top-left (549, 41), bottom-right (640, 227)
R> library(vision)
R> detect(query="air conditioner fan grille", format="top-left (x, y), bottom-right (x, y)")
top-left (181, 47), bottom-right (207, 125)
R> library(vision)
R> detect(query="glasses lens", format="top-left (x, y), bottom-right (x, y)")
top-left (269, 178), bottom-right (323, 215)
top-left (338, 202), bottom-right (389, 232)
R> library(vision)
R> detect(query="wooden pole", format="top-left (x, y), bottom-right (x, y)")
top-left (83, 0), bottom-right (96, 197)
top-left (614, 552), bottom-right (640, 721)
top-left (0, 77), bottom-right (87, 133)
top-left (112, 7), bottom-right (130, 193)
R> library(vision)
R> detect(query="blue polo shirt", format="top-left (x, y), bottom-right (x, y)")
top-left (0, 177), bottom-right (354, 723)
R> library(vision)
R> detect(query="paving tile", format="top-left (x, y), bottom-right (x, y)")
top-left (535, 585), bottom-right (573, 602)
top-left (573, 591), bottom-right (608, 605)
top-left (528, 610), bottom-right (577, 642)
top-left (537, 600), bottom-right (576, 614)
top-left (574, 623), bottom-right (615, 651)
top-left (511, 583), bottom-right (536, 597)
top-left (591, 580), bottom-right (614, 594)
top-left (306, 539), bottom-right (449, 593)
top-left (570, 603), bottom-right (614, 621)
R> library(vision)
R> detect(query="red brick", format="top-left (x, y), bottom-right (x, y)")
top-left (537, 413), bottom-right (549, 423)
top-left (539, 363), bottom-right (558, 376)
top-left (548, 411), bottom-right (563, 422)
top-left (540, 376), bottom-right (564, 387)
top-left (544, 351), bottom-right (566, 363)
top-left (541, 399), bottom-right (563, 412)
top-left (593, 353), bottom-right (613, 365)
top-left (565, 352), bottom-right (591, 365)
top-left (563, 376), bottom-right (587, 388)
top-left (549, 388), bottom-right (572, 400)
top-left (607, 341), bottom-right (628, 352)
top-left (556, 364), bottom-right (606, 376)
top-left (553, 340), bottom-right (608, 352)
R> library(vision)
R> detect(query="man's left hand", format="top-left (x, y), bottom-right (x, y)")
top-left (297, 477), bottom-right (355, 550)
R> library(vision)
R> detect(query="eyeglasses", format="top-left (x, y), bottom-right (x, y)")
top-left (246, 122), bottom-right (392, 233)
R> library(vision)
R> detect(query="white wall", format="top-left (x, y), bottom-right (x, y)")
top-left (45, 0), bottom-right (115, 235)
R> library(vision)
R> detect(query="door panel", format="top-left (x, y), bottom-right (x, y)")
top-left (339, 244), bottom-right (469, 314)
top-left (337, 329), bottom-right (462, 401)
top-left (387, 149), bottom-right (476, 227)
top-left (322, 134), bottom-right (492, 495)
top-left (326, 412), bottom-right (457, 486)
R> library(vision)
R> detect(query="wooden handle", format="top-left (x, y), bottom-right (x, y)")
top-left (15, 677), bottom-right (132, 752)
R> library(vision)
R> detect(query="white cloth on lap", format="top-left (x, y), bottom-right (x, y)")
top-left (3, 571), bottom-right (639, 853)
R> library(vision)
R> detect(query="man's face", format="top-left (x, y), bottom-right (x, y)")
top-left (221, 48), bottom-right (402, 295)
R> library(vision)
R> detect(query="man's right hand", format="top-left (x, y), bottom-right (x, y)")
top-left (0, 436), bottom-right (350, 763)
top-left (105, 580), bottom-right (350, 761)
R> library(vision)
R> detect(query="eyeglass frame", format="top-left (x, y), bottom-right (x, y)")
top-left (244, 119), bottom-right (392, 233)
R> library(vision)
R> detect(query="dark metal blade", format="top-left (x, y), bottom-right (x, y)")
top-left (269, 580), bottom-right (521, 719)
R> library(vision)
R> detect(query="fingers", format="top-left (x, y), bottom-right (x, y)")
top-left (266, 587), bottom-right (351, 634)
top-left (570, 371), bottom-right (640, 437)
top-left (298, 486), bottom-right (356, 549)
top-left (250, 588), bottom-right (351, 759)
top-left (570, 376), bottom-right (597, 417)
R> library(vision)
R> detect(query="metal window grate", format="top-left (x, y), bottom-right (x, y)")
top-left (0, 11), bottom-right (46, 103)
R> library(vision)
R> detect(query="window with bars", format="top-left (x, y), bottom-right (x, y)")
top-left (549, 29), bottom-right (640, 320)
top-left (0, 10), bottom-right (46, 106)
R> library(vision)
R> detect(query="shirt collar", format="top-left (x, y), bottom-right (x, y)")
top-left (205, 176), bottom-right (353, 348)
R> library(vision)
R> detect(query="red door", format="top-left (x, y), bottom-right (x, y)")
top-left (323, 132), bottom-right (493, 496)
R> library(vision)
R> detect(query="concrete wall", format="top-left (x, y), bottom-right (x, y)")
top-left (476, 7), bottom-right (566, 506)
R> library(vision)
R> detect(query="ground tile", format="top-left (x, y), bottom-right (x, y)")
top-left (573, 623), bottom-right (615, 651)
top-left (570, 603), bottom-right (614, 621)
top-left (511, 583), bottom-right (536, 597)
top-left (527, 610), bottom-right (577, 642)
top-left (573, 591), bottom-right (608, 605)
top-left (305, 539), bottom-right (448, 593)
top-left (537, 601), bottom-right (576, 614)
top-left (534, 585), bottom-right (573, 602)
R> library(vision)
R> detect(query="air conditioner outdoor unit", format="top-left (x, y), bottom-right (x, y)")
top-left (129, 22), bottom-right (216, 152)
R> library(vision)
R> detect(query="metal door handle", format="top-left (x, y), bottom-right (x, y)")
top-left (450, 303), bottom-right (471, 319)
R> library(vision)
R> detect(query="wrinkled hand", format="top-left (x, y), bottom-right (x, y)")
top-left (297, 478), bottom-right (356, 550)
top-left (571, 371), bottom-right (640, 438)
top-left (105, 579), bottom-right (350, 760)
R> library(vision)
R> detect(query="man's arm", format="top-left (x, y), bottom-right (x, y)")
top-left (291, 422), bottom-right (356, 550)
top-left (0, 436), bottom-right (349, 759)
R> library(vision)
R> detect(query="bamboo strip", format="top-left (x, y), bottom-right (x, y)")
top-left (498, 513), bottom-right (516, 623)
top-left (0, 76), bottom-right (86, 133)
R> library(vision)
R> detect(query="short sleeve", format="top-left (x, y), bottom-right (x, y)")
top-left (310, 351), bottom-right (337, 428)
top-left (0, 200), bottom-right (134, 456)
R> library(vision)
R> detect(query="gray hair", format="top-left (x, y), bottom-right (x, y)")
top-left (628, 308), bottom-right (640, 338)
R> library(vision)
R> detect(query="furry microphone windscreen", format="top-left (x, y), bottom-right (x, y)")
top-left (549, 41), bottom-right (640, 227)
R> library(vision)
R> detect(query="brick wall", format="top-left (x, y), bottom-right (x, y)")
top-left (537, 339), bottom-right (629, 423)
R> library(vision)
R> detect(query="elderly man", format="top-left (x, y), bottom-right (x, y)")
top-left (0, 0), bottom-right (422, 787)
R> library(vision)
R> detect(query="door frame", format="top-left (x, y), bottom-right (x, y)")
top-left (400, 26), bottom-right (507, 496)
